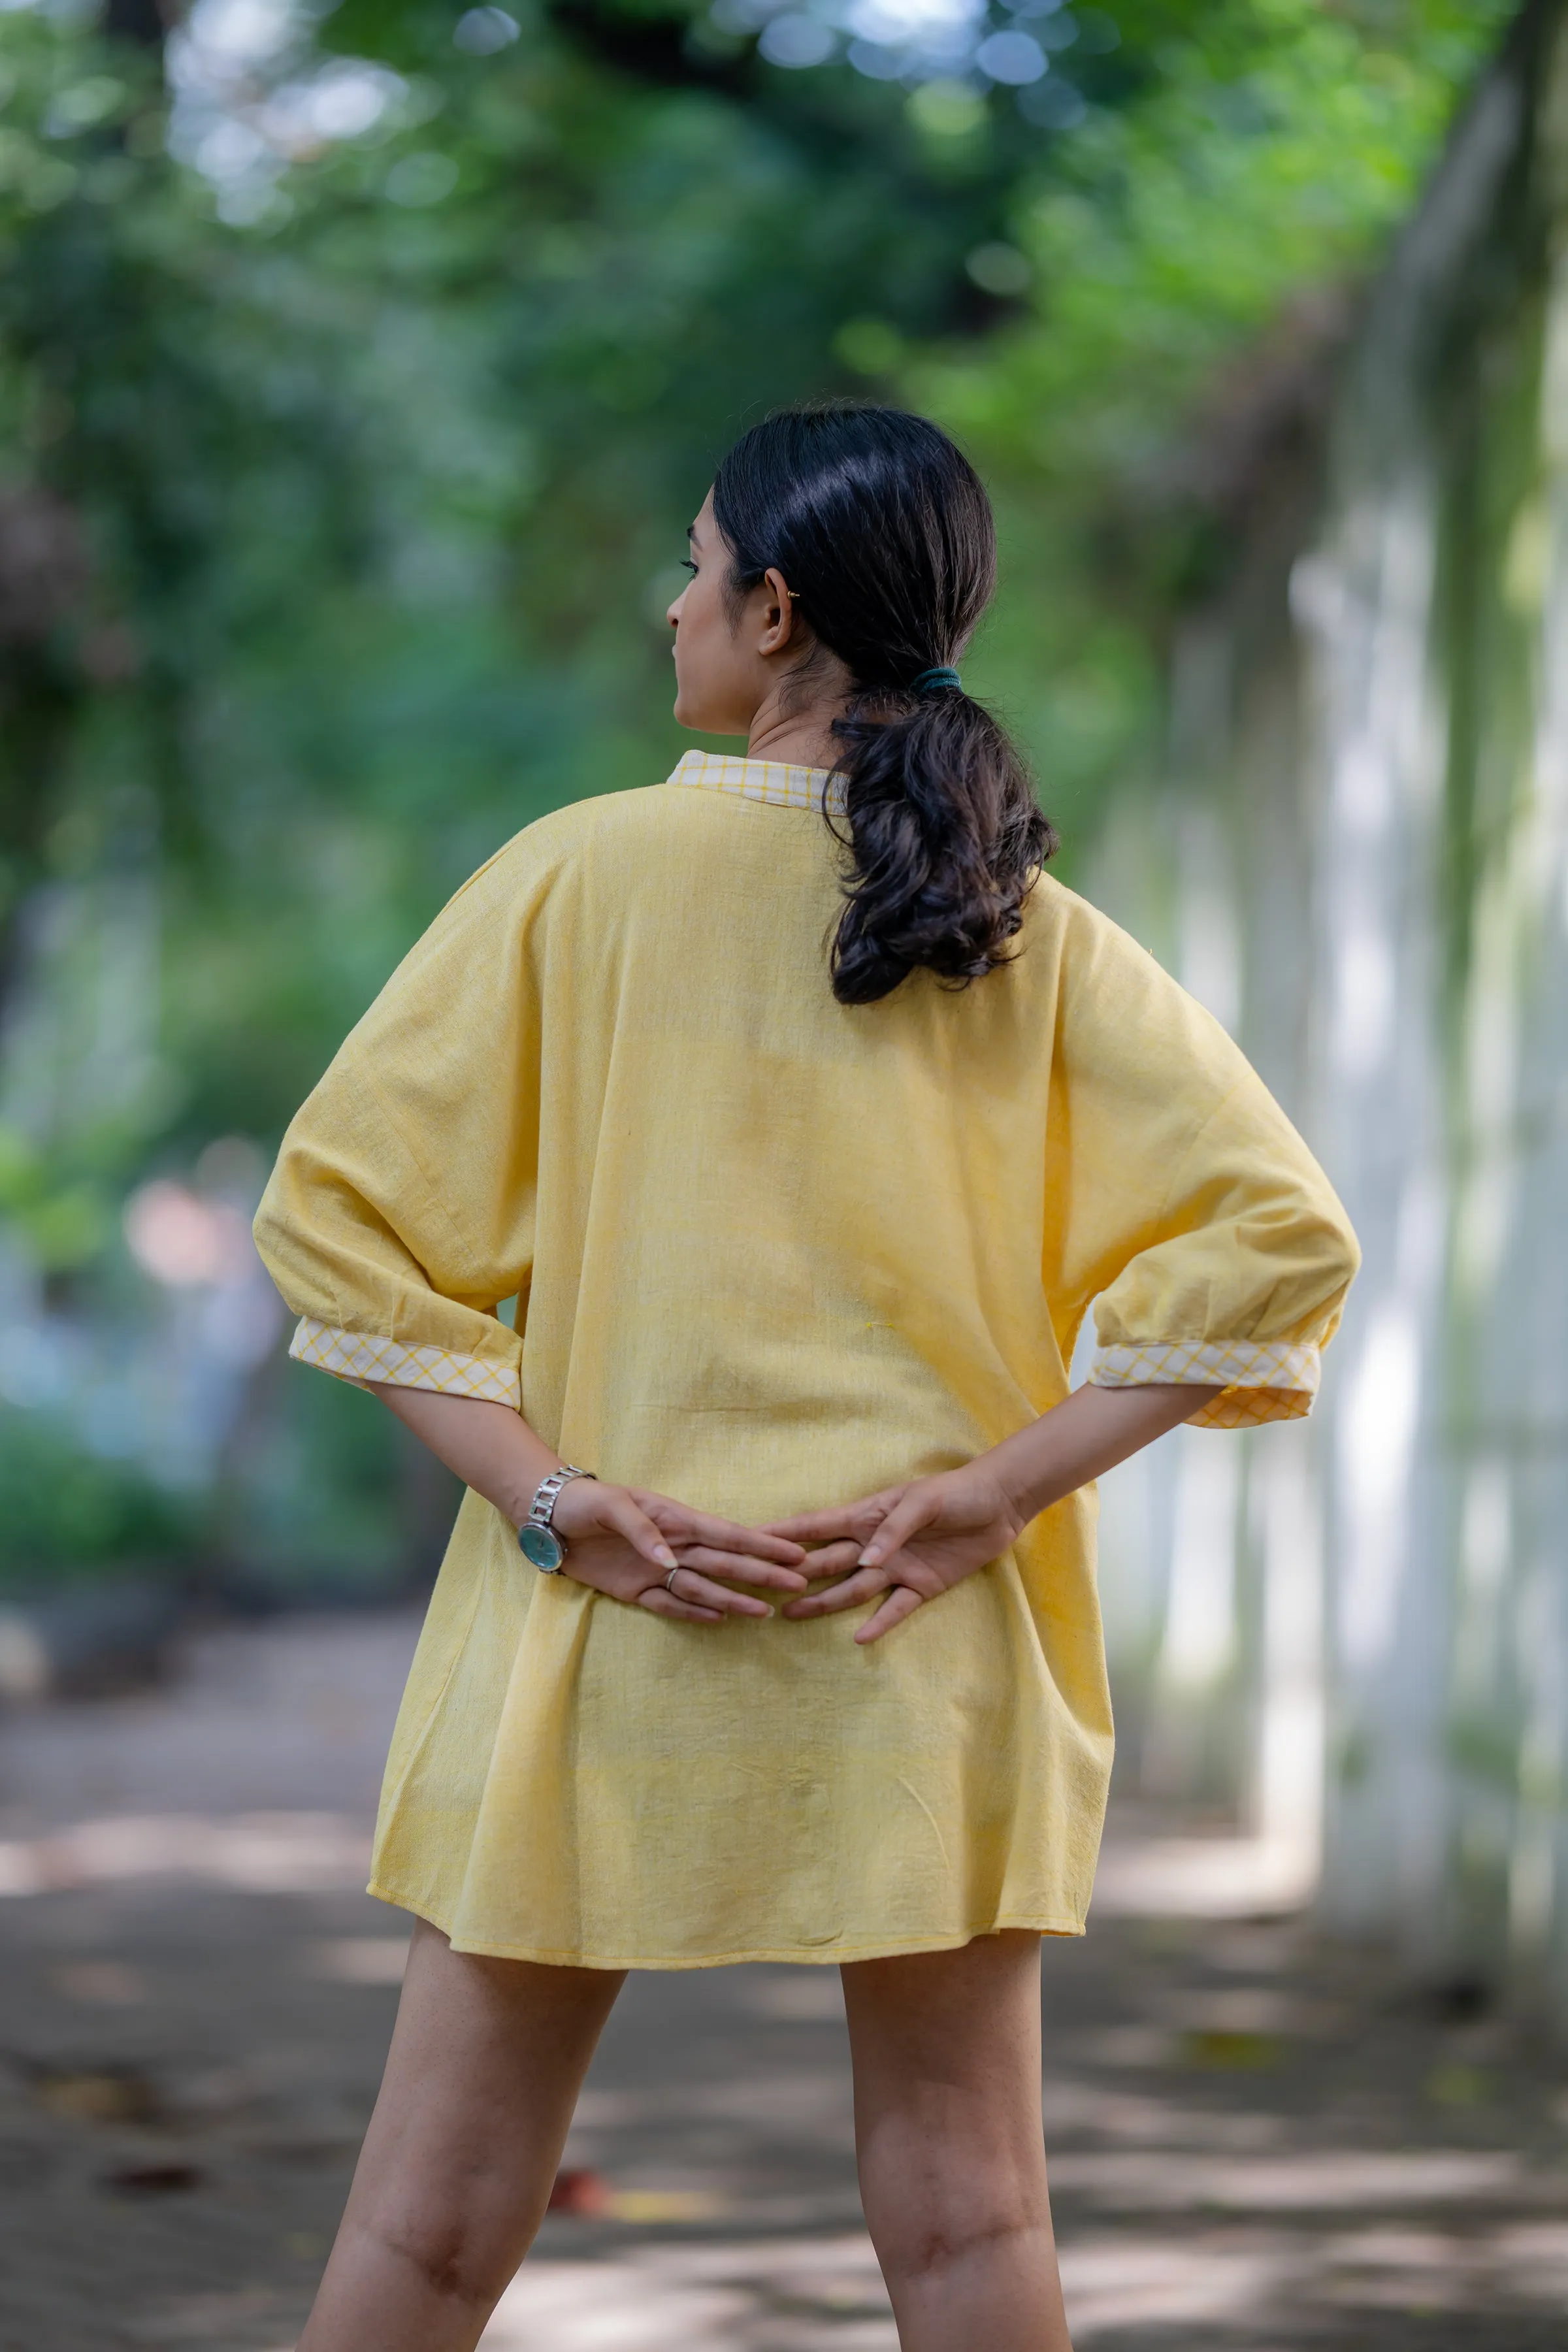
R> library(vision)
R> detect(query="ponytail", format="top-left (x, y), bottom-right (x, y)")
top-left (828, 681), bottom-right (1056, 1007)
top-left (710, 404), bottom-right (1057, 1008)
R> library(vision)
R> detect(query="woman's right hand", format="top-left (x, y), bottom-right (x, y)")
top-left (549, 1477), bottom-right (809, 1624)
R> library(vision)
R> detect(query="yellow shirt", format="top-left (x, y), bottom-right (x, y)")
top-left (253, 751), bottom-right (1359, 1967)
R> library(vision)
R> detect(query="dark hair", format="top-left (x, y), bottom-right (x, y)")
top-left (710, 404), bottom-right (1056, 1006)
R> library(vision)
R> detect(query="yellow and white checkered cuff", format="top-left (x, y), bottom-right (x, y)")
top-left (1090, 1339), bottom-right (1320, 1430)
top-left (289, 1318), bottom-right (521, 1407)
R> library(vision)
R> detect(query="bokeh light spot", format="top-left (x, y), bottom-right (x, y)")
top-left (975, 29), bottom-right (1045, 83)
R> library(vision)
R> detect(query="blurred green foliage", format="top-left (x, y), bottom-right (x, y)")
top-left (0, 0), bottom-right (1514, 1579)
top-left (0, 1120), bottom-right (111, 1269)
top-left (2, 0), bottom-right (1510, 1132)
top-left (0, 1410), bottom-right (195, 1586)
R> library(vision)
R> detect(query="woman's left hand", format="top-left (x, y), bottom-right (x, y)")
top-left (766, 1462), bottom-right (1026, 1644)
top-left (551, 1475), bottom-right (809, 1623)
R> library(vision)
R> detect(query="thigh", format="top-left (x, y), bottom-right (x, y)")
top-left (841, 1929), bottom-right (1045, 2149)
top-left (338, 1918), bottom-right (625, 2272)
top-left (841, 1929), bottom-right (1051, 2231)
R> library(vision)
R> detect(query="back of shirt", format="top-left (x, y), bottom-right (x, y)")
top-left (255, 757), bottom-right (1358, 1526)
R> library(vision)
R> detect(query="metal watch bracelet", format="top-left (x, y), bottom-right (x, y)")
top-left (516, 1463), bottom-right (593, 1574)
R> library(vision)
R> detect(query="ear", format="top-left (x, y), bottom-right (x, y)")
top-left (756, 566), bottom-right (801, 659)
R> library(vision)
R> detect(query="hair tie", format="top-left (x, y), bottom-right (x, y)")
top-left (911, 666), bottom-right (962, 694)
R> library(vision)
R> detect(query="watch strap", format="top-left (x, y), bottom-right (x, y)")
top-left (525, 1463), bottom-right (593, 1534)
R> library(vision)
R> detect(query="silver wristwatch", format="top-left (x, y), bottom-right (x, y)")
top-left (517, 1464), bottom-right (594, 1573)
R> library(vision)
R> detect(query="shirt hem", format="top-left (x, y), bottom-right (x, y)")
top-left (366, 1882), bottom-right (1086, 1967)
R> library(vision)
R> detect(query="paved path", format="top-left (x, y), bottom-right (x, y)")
top-left (0, 1612), bottom-right (1563, 2350)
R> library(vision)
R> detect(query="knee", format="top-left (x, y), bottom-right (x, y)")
top-left (864, 2158), bottom-right (1049, 2289)
top-left (357, 2198), bottom-right (520, 2312)
top-left (875, 2204), bottom-right (1048, 2291)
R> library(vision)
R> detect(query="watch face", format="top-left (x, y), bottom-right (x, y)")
top-left (518, 1522), bottom-right (565, 1572)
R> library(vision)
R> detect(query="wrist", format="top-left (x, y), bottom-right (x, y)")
top-left (504, 1441), bottom-right (581, 1529)
top-left (979, 1422), bottom-right (1070, 1530)
top-left (546, 1470), bottom-right (604, 1541)
top-left (517, 1463), bottom-right (595, 1572)
top-left (502, 1463), bottom-right (555, 1529)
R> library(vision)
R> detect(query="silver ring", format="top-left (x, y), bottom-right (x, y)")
top-left (664, 1565), bottom-right (681, 1593)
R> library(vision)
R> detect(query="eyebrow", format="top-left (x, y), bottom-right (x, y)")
top-left (687, 521), bottom-right (701, 545)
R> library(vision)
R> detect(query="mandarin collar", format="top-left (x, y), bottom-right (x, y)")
top-left (665, 748), bottom-right (843, 813)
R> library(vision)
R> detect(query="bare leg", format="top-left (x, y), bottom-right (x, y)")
top-left (841, 1930), bottom-right (1072, 2352)
top-left (298, 1918), bottom-right (625, 2352)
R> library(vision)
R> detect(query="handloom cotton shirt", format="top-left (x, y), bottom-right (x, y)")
top-left (253, 750), bottom-right (1359, 1968)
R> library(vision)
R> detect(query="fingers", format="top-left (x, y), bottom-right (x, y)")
top-left (763, 1509), bottom-right (865, 1544)
top-left (794, 1540), bottom-right (863, 1581)
top-left (674, 1544), bottom-right (808, 1592)
top-left (640, 1568), bottom-right (769, 1620)
top-left (674, 1568), bottom-right (773, 1616)
top-left (598, 1490), bottom-right (680, 1573)
top-left (691, 1517), bottom-right (808, 1566)
top-left (647, 1500), bottom-right (807, 1565)
top-left (639, 1588), bottom-right (725, 1624)
top-left (781, 1564), bottom-right (890, 1620)
top-left (854, 1486), bottom-right (939, 1571)
top-left (764, 1496), bottom-right (896, 1545)
top-left (591, 1486), bottom-right (793, 1578)
top-left (854, 1584), bottom-right (926, 1644)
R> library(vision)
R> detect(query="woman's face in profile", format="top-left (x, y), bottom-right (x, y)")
top-left (667, 489), bottom-right (791, 738)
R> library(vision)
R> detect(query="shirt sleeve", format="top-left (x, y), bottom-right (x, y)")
top-left (1042, 894), bottom-right (1360, 1431)
top-left (252, 834), bottom-right (549, 1410)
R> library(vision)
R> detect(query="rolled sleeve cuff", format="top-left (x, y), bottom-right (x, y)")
top-left (289, 1316), bottom-right (522, 1408)
top-left (1089, 1338), bottom-right (1320, 1430)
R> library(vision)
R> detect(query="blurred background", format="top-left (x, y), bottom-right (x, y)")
top-left (4, 0), bottom-right (1568, 2343)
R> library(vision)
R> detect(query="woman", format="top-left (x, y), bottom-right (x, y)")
top-left (255, 404), bottom-right (1358, 2351)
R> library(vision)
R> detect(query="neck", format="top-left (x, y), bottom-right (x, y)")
top-left (744, 676), bottom-right (851, 772)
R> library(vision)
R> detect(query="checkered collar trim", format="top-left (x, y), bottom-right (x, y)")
top-left (666, 748), bottom-right (844, 813)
